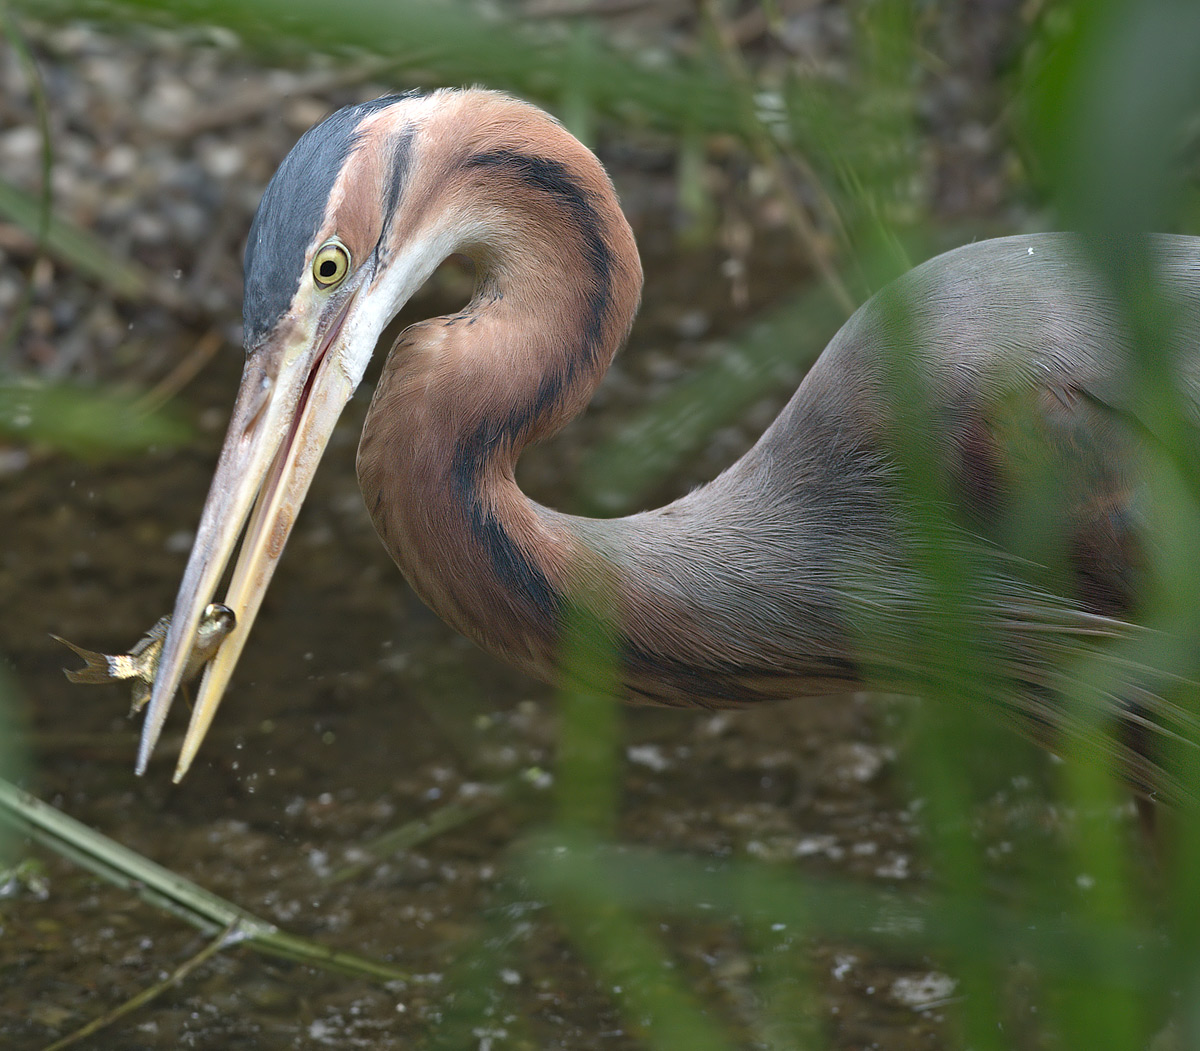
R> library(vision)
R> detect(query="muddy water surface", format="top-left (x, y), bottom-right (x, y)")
top-left (0, 213), bottom-right (978, 1051)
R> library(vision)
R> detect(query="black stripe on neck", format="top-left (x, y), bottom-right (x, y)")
top-left (448, 149), bottom-right (615, 624)
top-left (463, 149), bottom-right (613, 373)
top-left (451, 427), bottom-right (563, 627)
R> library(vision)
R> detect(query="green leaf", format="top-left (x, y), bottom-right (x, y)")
top-left (0, 178), bottom-right (150, 300)
top-left (0, 380), bottom-right (191, 456)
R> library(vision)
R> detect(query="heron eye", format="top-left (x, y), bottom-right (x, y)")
top-left (312, 241), bottom-right (350, 289)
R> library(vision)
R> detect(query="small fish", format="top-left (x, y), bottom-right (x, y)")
top-left (52, 603), bottom-right (236, 714)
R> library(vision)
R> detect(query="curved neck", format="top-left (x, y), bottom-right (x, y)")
top-left (354, 95), bottom-right (859, 702)
top-left (356, 113), bottom-right (642, 678)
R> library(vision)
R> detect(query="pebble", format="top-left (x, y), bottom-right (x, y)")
top-left (1, 19), bottom-right (397, 383)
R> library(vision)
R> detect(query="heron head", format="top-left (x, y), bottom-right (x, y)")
top-left (137, 92), bottom-right (445, 779)
top-left (136, 87), bottom-right (633, 780)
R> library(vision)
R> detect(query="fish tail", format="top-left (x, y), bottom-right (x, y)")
top-left (50, 634), bottom-right (133, 684)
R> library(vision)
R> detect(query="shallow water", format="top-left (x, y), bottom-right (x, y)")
top-left (0, 264), bottom-right (974, 1051)
top-left (2, 7), bottom-right (1175, 1043)
top-left (2, 110), bottom-right (1093, 1044)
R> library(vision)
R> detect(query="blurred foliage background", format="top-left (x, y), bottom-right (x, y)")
top-left (2, 0), bottom-right (1200, 1049)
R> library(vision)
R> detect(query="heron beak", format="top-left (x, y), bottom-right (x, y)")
top-left (137, 297), bottom-right (358, 781)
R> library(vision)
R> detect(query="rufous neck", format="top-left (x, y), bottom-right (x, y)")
top-left (356, 122), bottom-right (642, 676)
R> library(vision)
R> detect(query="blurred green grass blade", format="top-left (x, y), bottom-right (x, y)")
top-left (326, 784), bottom-right (509, 884)
top-left (556, 605), bottom-right (621, 834)
top-left (0, 669), bottom-right (30, 859)
top-left (867, 285), bottom-right (1014, 1050)
top-left (425, 906), bottom-right (535, 1051)
top-left (778, 0), bottom-right (921, 280)
top-left (1023, 0), bottom-right (1200, 231)
top-left (557, 900), bottom-right (736, 1051)
top-left (1041, 247), bottom-right (1193, 1051)
top-left (0, 177), bottom-right (150, 300)
top-left (0, 777), bottom-right (409, 982)
top-left (1125, 375), bottom-right (1200, 1036)
top-left (519, 834), bottom-right (1164, 992)
top-left (550, 608), bottom-right (733, 1050)
top-left (1053, 742), bottom-right (1146, 1048)
top-left (34, 0), bottom-right (745, 137)
top-left (532, 830), bottom-right (739, 1051)
top-left (578, 284), bottom-right (846, 513)
top-left (741, 909), bottom-right (821, 1049)
top-left (0, 379), bottom-right (190, 455)
top-left (0, 1), bottom-right (55, 365)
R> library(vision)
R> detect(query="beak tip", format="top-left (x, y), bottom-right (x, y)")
top-left (134, 733), bottom-right (155, 777)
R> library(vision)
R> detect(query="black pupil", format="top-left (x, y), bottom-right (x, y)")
top-left (319, 258), bottom-right (338, 278)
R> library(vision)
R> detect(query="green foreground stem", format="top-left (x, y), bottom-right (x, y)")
top-left (0, 777), bottom-right (408, 983)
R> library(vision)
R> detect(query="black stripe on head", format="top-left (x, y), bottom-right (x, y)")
top-left (242, 92), bottom-right (416, 350)
top-left (374, 124), bottom-right (416, 266)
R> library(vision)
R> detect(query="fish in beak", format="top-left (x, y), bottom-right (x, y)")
top-left (54, 603), bottom-right (236, 715)
top-left (136, 92), bottom-right (466, 779)
top-left (137, 293), bottom-right (360, 781)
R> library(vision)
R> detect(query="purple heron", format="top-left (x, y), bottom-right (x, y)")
top-left (136, 89), bottom-right (1200, 794)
